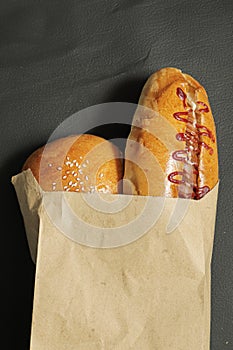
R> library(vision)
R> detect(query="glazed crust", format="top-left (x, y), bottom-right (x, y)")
top-left (23, 134), bottom-right (123, 194)
top-left (124, 67), bottom-right (218, 199)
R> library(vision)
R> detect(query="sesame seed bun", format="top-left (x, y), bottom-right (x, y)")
top-left (23, 134), bottom-right (123, 194)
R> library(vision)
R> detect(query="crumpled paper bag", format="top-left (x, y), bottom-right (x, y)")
top-left (12, 170), bottom-right (218, 350)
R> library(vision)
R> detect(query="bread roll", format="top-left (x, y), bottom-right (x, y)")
top-left (124, 67), bottom-right (218, 199)
top-left (23, 134), bottom-right (123, 194)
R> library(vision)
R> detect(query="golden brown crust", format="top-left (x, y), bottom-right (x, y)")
top-left (124, 67), bottom-right (218, 199)
top-left (23, 134), bottom-right (123, 194)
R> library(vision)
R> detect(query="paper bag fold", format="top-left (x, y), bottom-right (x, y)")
top-left (12, 170), bottom-right (43, 262)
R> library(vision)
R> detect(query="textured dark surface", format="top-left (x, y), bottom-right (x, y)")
top-left (1, 0), bottom-right (233, 349)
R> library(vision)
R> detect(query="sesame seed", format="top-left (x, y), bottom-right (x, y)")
top-left (80, 181), bottom-right (84, 185)
top-left (64, 186), bottom-right (68, 189)
top-left (52, 182), bottom-right (56, 185)
top-left (57, 166), bottom-right (62, 171)
top-left (78, 169), bottom-right (83, 174)
top-left (65, 161), bottom-right (71, 165)
top-left (66, 156), bottom-right (70, 160)
top-left (52, 186), bottom-right (56, 191)
top-left (73, 159), bottom-right (76, 163)
top-left (75, 188), bottom-right (80, 192)
top-left (48, 163), bottom-right (53, 167)
top-left (65, 188), bottom-right (70, 192)
top-left (86, 159), bottom-right (89, 164)
top-left (66, 170), bottom-right (70, 174)
top-left (62, 175), bottom-right (67, 179)
top-left (79, 156), bottom-right (83, 159)
top-left (82, 163), bottom-right (87, 168)
top-left (76, 177), bottom-right (80, 181)
top-left (71, 171), bottom-right (75, 175)
top-left (75, 162), bottom-right (79, 167)
top-left (73, 172), bottom-right (77, 177)
top-left (70, 163), bottom-right (74, 167)
top-left (99, 173), bottom-right (104, 178)
top-left (68, 181), bottom-right (73, 186)
top-left (85, 175), bottom-right (89, 180)
top-left (72, 183), bottom-right (77, 187)
top-left (81, 187), bottom-right (85, 191)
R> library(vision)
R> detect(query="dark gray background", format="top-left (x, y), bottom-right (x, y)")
top-left (1, 0), bottom-right (232, 349)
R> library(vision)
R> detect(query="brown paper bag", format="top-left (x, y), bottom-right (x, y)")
top-left (12, 170), bottom-right (218, 350)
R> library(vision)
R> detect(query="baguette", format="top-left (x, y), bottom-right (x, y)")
top-left (124, 67), bottom-right (218, 199)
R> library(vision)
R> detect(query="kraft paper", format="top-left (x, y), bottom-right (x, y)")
top-left (12, 170), bottom-right (218, 350)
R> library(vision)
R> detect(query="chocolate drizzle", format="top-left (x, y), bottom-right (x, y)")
top-left (168, 87), bottom-right (215, 199)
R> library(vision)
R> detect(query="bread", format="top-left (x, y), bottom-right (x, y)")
top-left (23, 134), bottom-right (123, 194)
top-left (124, 67), bottom-right (218, 199)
